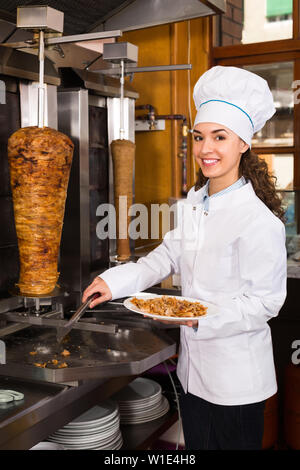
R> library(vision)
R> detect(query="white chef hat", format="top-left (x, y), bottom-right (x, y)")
top-left (193, 66), bottom-right (276, 147)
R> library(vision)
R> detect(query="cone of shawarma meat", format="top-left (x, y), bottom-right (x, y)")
top-left (8, 126), bottom-right (74, 295)
top-left (110, 139), bottom-right (135, 261)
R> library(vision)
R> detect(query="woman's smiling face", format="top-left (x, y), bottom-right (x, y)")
top-left (193, 122), bottom-right (249, 189)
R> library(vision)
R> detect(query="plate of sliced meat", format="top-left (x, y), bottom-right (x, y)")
top-left (123, 293), bottom-right (218, 321)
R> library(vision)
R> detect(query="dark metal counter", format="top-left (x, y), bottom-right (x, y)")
top-left (0, 324), bottom-right (175, 383)
top-left (0, 297), bottom-right (178, 449)
top-left (0, 375), bottom-right (135, 450)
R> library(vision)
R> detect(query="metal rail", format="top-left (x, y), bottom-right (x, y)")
top-left (2, 312), bottom-right (118, 334)
top-left (0, 30), bottom-right (123, 49)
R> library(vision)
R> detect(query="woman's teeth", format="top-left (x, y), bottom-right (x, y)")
top-left (203, 159), bottom-right (219, 166)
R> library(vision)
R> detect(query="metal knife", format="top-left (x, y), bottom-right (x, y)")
top-left (56, 293), bottom-right (100, 343)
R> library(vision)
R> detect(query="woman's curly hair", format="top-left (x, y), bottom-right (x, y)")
top-left (195, 149), bottom-right (286, 222)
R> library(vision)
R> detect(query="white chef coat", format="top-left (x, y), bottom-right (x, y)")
top-left (100, 181), bottom-right (287, 406)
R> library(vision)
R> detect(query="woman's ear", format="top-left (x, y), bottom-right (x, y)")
top-left (240, 139), bottom-right (250, 154)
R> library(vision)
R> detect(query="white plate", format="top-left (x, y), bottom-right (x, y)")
top-left (64, 401), bottom-right (118, 426)
top-left (49, 423), bottom-right (120, 442)
top-left (49, 430), bottom-right (117, 445)
top-left (0, 394), bottom-right (14, 403)
top-left (0, 390), bottom-right (24, 401)
top-left (124, 294), bottom-right (218, 321)
top-left (118, 392), bottom-right (161, 404)
top-left (120, 396), bottom-right (165, 414)
top-left (93, 433), bottom-right (123, 450)
top-left (49, 432), bottom-right (118, 447)
top-left (119, 396), bottom-right (169, 417)
top-left (49, 430), bottom-right (122, 450)
top-left (121, 397), bottom-right (170, 424)
top-left (63, 414), bottom-right (119, 430)
top-left (30, 442), bottom-right (65, 450)
top-left (54, 415), bottom-right (120, 436)
top-left (64, 407), bottom-right (119, 427)
top-left (112, 377), bottom-right (161, 403)
top-left (53, 424), bottom-right (119, 439)
top-left (118, 395), bottom-right (161, 409)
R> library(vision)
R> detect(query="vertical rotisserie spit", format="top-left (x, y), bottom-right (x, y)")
top-left (8, 126), bottom-right (74, 295)
top-left (111, 138), bottom-right (135, 261)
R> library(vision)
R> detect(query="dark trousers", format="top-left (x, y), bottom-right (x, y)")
top-left (179, 384), bottom-right (266, 450)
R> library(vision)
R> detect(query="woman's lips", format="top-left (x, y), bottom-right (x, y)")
top-left (201, 159), bottom-right (219, 167)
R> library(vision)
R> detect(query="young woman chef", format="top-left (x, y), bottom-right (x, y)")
top-left (83, 66), bottom-right (287, 450)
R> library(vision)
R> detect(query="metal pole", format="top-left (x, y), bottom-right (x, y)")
top-left (119, 59), bottom-right (125, 140)
top-left (38, 30), bottom-right (45, 128)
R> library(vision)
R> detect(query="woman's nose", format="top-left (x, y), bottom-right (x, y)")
top-left (200, 137), bottom-right (213, 154)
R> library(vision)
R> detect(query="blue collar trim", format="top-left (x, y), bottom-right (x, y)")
top-left (203, 176), bottom-right (246, 202)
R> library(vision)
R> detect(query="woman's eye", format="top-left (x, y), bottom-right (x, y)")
top-left (193, 134), bottom-right (225, 142)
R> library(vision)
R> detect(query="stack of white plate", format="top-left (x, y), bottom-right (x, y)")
top-left (30, 442), bottom-right (65, 450)
top-left (47, 400), bottom-right (122, 450)
top-left (112, 377), bottom-right (170, 425)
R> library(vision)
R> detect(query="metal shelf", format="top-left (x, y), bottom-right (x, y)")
top-left (121, 409), bottom-right (179, 450)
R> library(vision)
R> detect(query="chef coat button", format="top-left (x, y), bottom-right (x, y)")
top-left (204, 211), bottom-right (208, 216)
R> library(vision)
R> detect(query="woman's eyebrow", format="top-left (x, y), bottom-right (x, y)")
top-left (193, 128), bottom-right (229, 135)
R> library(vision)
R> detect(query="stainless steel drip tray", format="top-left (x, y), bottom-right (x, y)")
top-left (0, 376), bottom-right (66, 425)
top-left (0, 324), bottom-right (176, 383)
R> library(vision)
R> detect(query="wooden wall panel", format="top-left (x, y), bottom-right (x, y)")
top-left (123, 25), bottom-right (172, 208)
top-left (170, 18), bottom-right (211, 196)
top-left (122, 18), bottom-right (211, 248)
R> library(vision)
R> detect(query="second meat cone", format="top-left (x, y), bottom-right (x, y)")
top-left (8, 126), bottom-right (74, 295)
top-left (110, 139), bottom-right (135, 261)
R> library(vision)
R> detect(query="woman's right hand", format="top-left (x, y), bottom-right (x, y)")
top-left (82, 277), bottom-right (112, 309)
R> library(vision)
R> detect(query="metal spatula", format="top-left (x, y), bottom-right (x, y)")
top-left (56, 293), bottom-right (100, 343)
